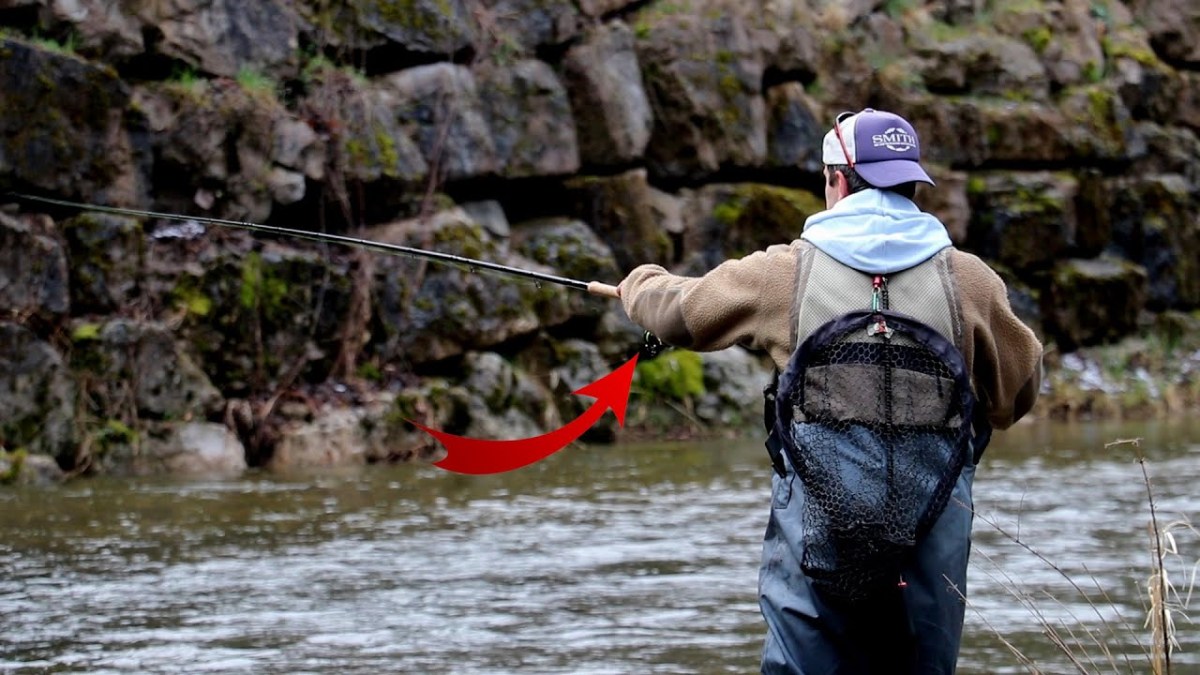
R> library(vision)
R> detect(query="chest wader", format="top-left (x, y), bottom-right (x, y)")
top-left (759, 246), bottom-right (991, 673)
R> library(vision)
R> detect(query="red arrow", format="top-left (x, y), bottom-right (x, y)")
top-left (411, 354), bottom-right (640, 475)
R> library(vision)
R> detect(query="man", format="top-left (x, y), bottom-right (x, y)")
top-left (617, 108), bottom-right (1043, 673)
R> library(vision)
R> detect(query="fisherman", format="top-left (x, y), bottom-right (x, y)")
top-left (617, 108), bottom-right (1043, 673)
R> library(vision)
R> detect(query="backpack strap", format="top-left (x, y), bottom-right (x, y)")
top-left (762, 372), bottom-right (787, 478)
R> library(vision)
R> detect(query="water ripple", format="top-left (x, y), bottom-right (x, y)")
top-left (1, 423), bottom-right (1197, 674)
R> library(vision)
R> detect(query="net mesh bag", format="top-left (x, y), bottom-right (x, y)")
top-left (774, 309), bottom-right (977, 602)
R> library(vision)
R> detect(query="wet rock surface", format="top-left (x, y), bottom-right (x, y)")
top-left (1, 0), bottom-right (1199, 477)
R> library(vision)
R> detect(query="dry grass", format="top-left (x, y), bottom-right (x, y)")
top-left (963, 437), bottom-right (1196, 673)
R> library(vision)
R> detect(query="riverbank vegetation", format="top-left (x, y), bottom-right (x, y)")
top-left (969, 437), bottom-right (1197, 674)
top-left (1036, 312), bottom-right (1200, 422)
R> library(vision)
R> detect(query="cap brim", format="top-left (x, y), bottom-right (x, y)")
top-left (855, 159), bottom-right (935, 187)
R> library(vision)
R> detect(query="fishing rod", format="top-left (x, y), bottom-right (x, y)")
top-left (8, 192), bottom-right (623, 297)
top-left (7, 192), bottom-right (668, 357)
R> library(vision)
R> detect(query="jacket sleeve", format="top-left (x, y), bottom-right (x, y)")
top-left (618, 245), bottom-right (798, 367)
top-left (952, 252), bottom-right (1044, 429)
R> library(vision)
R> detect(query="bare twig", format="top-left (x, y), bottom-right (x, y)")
top-left (1108, 437), bottom-right (1173, 675)
top-left (974, 506), bottom-right (1119, 633)
top-left (662, 398), bottom-right (705, 431)
top-left (948, 568), bottom-right (1043, 673)
top-left (1038, 588), bottom-right (1114, 673)
top-left (1081, 561), bottom-right (1147, 670)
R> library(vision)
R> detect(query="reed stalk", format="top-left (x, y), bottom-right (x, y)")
top-left (966, 437), bottom-right (1196, 673)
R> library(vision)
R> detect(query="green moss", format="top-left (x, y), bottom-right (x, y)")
top-left (236, 66), bottom-right (278, 100)
top-left (432, 222), bottom-right (486, 260)
top-left (377, 0), bottom-right (425, 28)
top-left (926, 20), bottom-right (972, 43)
top-left (1101, 36), bottom-right (1161, 67)
top-left (717, 72), bottom-right (742, 99)
top-left (388, 391), bottom-right (423, 428)
top-left (713, 201), bottom-right (742, 226)
top-left (635, 350), bottom-right (705, 401)
top-left (165, 65), bottom-right (207, 101)
top-left (632, 0), bottom-right (687, 38)
top-left (375, 127), bottom-right (400, 172)
top-left (1050, 257), bottom-right (1139, 291)
top-left (999, 88), bottom-right (1033, 103)
top-left (356, 362), bottom-right (384, 382)
top-left (1069, 85), bottom-right (1120, 131)
top-left (965, 175), bottom-right (985, 195)
top-left (642, 0), bottom-right (685, 18)
top-left (187, 293), bottom-right (213, 317)
top-left (716, 106), bottom-right (740, 127)
top-left (171, 278), bottom-right (213, 317)
top-left (239, 252), bottom-right (288, 313)
top-left (1023, 26), bottom-right (1052, 54)
top-left (876, 61), bottom-right (925, 92)
top-left (344, 137), bottom-right (369, 166)
top-left (883, 0), bottom-right (914, 17)
top-left (344, 121), bottom-right (404, 176)
top-left (705, 184), bottom-right (825, 257)
top-left (413, 295), bottom-right (436, 312)
top-left (489, 37), bottom-right (523, 65)
top-left (1154, 312), bottom-right (1197, 354)
top-left (1008, 175), bottom-right (1070, 212)
top-left (728, 184), bottom-right (823, 228)
top-left (374, 0), bottom-right (455, 34)
top-left (302, 53), bottom-right (368, 86)
top-left (302, 53), bottom-right (335, 79)
top-left (72, 322), bottom-right (102, 342)
top-left (28, 30), bottom-right (78, 56)
top-left (87, 419), bottom-right (138, 461)
top-left (0, 448), bottom-right (27, 485)
top-left (241, 272), bottom-right (265, 314)
top-left (386, 380), bottom-right (458, 430)
top-left (101, 419), bottom-right (136, 444)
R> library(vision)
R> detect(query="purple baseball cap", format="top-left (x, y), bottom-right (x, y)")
top-left (821, 108), bottom-right (934, 187)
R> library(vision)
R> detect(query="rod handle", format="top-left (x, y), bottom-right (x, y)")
top-left (587, 281), bottom-right (620, 298)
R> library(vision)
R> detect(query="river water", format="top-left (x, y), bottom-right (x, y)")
top-left (2, 419), bottom-right (1198, 674)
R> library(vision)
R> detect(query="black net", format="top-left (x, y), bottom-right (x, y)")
top-left (775, 310), bottom-right (976, 602)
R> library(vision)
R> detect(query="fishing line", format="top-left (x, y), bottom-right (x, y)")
top-left (6, 193), bottom-right (622, 298)
top-left (6, 192), bottom-right (668, 359)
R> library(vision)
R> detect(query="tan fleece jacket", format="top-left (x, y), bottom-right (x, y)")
top-left (619, 242), bottom-right (1043, 429)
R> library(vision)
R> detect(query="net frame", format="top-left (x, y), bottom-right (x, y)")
top-left (773, 309), bottom-right (980, 601)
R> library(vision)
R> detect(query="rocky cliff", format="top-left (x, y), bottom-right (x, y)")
top-left (1, 0), bottom-right (1198, 482)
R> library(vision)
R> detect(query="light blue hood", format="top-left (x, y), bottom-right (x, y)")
top-left (801, 189), bottom-right (951, 274)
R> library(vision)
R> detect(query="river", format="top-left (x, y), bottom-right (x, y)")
top-left (2, 419), bottom-right (1198, 674)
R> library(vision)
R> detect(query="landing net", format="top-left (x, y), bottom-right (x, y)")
top-left (775, 310), bottom-right (977, 602)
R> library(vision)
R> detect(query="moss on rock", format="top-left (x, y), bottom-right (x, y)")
top-left (635, 350), bottom-right (706, 401)
top-left (696, 183), bottom-right (824, 262)
top-left (0, 448), bottom-right (27, 485)
top-left (1041, 256), bottom-right (1148, 350)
